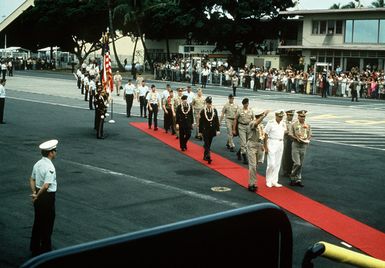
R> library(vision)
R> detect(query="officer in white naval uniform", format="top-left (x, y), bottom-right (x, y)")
top-left (264, 110), bottom-right (286, 188)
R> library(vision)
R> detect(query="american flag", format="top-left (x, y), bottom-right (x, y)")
top-left (102, 42), bottom-right (114, 93)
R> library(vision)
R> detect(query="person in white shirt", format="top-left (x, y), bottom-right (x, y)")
top-left (146, 85), bottom-right (161, 130)
top-left (137, 80), bottom-right (149, 118)
top-left (201, 67), bottom-right (210, 88)
top-left (183, 85), bottom-right (195, 104)
top-left (0, 79), bottom-right (6, 124)
top-left (83, 74), bottom-right (90, 101)
top-left (1, 62), bottom-right (7, 80)
top-left (264, 110), bottom-right (287, 188)
top-left (123, 79), bottom-right (136, 117)
top-left (29, 139), bottom-right (59, 256)
top-left (114, 71), bottom-right (123, 96)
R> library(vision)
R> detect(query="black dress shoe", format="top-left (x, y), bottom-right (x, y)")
top-left (207, 158), bottom-right (212, 164)
top-left (226, 144), bottom-right (230, 149)
top-left (290, 181), bottom-right (296, 186)
top-left (248, 185), bottom-right (257, 192)
top-left (229, 147), bottom-right (235, 152)
top-left (181, 148), bottom-right (185, 151)
top-left (296, 181), bottom-right (304, 187)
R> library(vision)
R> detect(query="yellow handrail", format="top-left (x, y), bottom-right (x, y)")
top-left (318, 241), bottom-right (385, 268)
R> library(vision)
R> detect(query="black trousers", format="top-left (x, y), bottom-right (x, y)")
top-left (139, 96), bottom-right (147, 117)
top-left (201, 75), bottom-right (208, 88)
top-left (30, 191), bottom-right (56, 255)
top-left (203, 133), bottom-right (214, 159)
top-left (164, 108), bottom-right (173, 131)
top-left (0, 98), bottom-right (4, 123)
top-left (148, 104), bottom-right (158, 128)
top-left (77, 78), bottom-right (81, 89)
top-left (232, 86), bottom-right (237, 96)
top-left (1, 70), bottom-right (6, 80)
top-left (84, 86), bottom-right (89, 101)
top-left (89, 91), bottom-right (94, 110)
top-left (125, 94), bottom-right (134, 117)
top-left (179, 126), bottom-right (191, 149)
top-left (96, 110), bottom-right (104, 138)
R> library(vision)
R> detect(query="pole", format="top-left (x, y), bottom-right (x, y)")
top-left (108, 98), bottom-right (115, 123)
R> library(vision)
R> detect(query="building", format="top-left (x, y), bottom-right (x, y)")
top-left (279, 8), bottom-right (385, 72)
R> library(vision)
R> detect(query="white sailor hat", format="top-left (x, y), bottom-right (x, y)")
top-left (39, 139), bottom-right (58, 151)
top-left (275, 109), bottom-right (285, 117)
top-left (254, 110), bottom-right (265, 117)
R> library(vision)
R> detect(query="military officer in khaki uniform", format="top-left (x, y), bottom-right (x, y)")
top-left (247, 110), bottom-right (269, 192)
top-left (281, 110), bottom-right (295, 177)
top-left (220, 94), bottom-right (239, 152)
top-left (289, 110), bottom-right (312, 187)
top-left (233, 98), bottom-right (254, 164)
top-left (192, 88), bottom-right (205, 140)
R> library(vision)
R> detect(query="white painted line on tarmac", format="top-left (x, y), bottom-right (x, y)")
top-left (313, 139), bottom-right (385, 151)
top-left (62, 159), bottom-right (242, 208)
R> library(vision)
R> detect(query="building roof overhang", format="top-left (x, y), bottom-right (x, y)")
top-left (0, 0), bottom-right (34, 32)
top-left (278, 45), bottom-right (385, 51)
top-left (280, 7), bottom-right (385, 16)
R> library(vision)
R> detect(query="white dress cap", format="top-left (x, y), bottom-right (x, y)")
top-left (39, 139), bottom-right (58, 151)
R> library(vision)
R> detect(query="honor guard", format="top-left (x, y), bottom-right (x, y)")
top-left (146, 85), bottom-right (161, 130)
top-left (289, 110), bottom-right (312, 187)
top-left (176, 95), bottom-right (194, 151)
top-left (281, 110), bottom-right (295, 177)
top-left (199, 96), bottom-right (220, 164)
top-left (88, 77), bottom-right (96, 110)
top-left (83, 73), bottom-right (90, 101)
top-left (191, 88), bottom-right (205, 140)
top-left (264, 110), bottom-right (286, 188)
top-left (162, 89), bottom-right (175, 134)
top-left (123, 79), bottom-right (136, 117)
top-left (233, 98), bottom-right (254, 164)
top-left (247, 110), bottom-right (269, 192)
top-left (220, 94), bottom-right (239, 152)
top-left (29, 139), bottom-right (58, 256)
top-left (95, 84), bottom-right (108, 139)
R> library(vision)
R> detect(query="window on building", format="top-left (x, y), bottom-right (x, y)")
top-left (327, 20), bottom-right (335, 35)
top-left (320, 21), bottom-right (327, 34)
top-left (353, 20), bottom-right (378, 43)
top-left (380, 20), bottom-right (385, 43)
top-left (312, 21), bottom-right (319, 34)
top-left (345, 20), bottom-right (353, 43)
top-left (336, 20), bottom-right (343, 34)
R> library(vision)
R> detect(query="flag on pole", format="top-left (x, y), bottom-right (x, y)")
top-left (102, 36), bottom-right (114, 93)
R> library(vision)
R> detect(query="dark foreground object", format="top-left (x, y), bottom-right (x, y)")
top-left (21, 203), bottom-right (292, 268)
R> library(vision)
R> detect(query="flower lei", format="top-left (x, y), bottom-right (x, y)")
top-left (204, 106), bottom-right (215, 122)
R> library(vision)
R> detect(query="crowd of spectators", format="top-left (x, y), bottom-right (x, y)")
top-left (153, 58), bottom-right (385, 100)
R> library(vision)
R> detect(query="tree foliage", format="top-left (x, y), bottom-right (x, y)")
top-left (371, 0), bottom-right (385, 7)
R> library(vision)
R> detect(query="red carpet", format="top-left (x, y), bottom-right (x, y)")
top-left (131, 122), bottom-right (385, 260)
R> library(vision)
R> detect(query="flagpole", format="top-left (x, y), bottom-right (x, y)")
top-left (103, 28), bottom-right (115, 124)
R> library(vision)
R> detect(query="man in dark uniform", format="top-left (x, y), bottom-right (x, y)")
top-left (29, 139), bottom-right (58, 256)
top-left (95, 86), bottom-right (107, 139)
top-left (176, 95), bottom-right (194, 151)
top-left (199, 96), bottom-right (220, 164)
top-left (281, 109), bottom-right (295, 177)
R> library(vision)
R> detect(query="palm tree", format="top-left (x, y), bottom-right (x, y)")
top-left (107, 0), bottom-right (125, 72)
top-left (371, 0), bottom-right (385, 7)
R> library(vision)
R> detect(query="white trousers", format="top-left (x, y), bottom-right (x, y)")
top-left (265, 140), bottom-right (284, 185)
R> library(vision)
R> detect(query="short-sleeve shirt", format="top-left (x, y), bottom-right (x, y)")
top-left (31, 157), bottom-right (57, 192)
top-left (264, 120), bottom-right (286, 140)
top-left (236, 108), bottom-right (254, 125)
top-left (124, 83), bottom-right (136, 95)
top-left (222, 102), bottom-right (239, 119)
top-left (146, 91), bottom-right (161, 104)
top-left (289, 121), bottom-right (312, 140)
